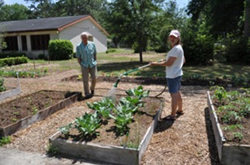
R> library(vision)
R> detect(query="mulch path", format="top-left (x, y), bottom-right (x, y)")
top-left (1, 69), bottom-right (220, 165)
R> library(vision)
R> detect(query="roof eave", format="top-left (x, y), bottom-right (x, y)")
top-left (6, 28), bottom-right (58, 34)
top-left (58, 15), bottom-right (109, 36)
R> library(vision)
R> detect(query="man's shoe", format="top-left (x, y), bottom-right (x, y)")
top-left (91, 90), bottom-right (94, 95)
top-left (85, 94), bottom-right (92, 99)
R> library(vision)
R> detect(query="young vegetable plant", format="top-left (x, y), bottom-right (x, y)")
top-left (125, 85), bottom-right (149, 100)
top-left (211, 86), bottom-right (250, 142)
top-left (109, 106), bottom-right (133, 136)
top-left (120, 96), bottom-right (143, 109)
top-left (59, 123), bottom-right (73, 138)
top-left (74, 112), bottom-right (101, 138)
top-left (87, 97), bottom-right (115, 122)
top-left (210, 86), bottom-right (227, 103)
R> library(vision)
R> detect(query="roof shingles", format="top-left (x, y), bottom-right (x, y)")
top-left (0, 15), bottom-right (89, 33)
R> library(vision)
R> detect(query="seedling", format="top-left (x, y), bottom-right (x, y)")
top-left (211, 86), bottom-right (250, 142)
top-left (0, 136), bottom-right (11, 146)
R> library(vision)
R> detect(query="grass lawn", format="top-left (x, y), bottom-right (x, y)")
top-left (1, 48), bottom-right (250, 82)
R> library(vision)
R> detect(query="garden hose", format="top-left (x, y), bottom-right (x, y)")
top-left (113, 63), bottom-right (151, 88)
top-left (154, 84), bottom-right (167, 98)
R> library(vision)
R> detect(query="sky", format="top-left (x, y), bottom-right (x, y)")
top-left (4, 0), bottom-right (189, 9)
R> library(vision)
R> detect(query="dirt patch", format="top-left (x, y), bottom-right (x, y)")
top-left (0, 90), bottom-right (69, 128)
top-left (57, 96), bottom-right (162, 148)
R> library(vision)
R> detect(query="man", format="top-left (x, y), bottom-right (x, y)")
top-left (76, 32), bottom-right (97, 98)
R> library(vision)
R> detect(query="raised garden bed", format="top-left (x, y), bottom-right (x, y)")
top-left (49, 94), bottom-right (163, 165)
top-left (0, 90), bottom-right (80, 137)
top-left (207, 87), bottom-right (250, 165)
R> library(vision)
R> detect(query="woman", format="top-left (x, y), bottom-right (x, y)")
top-left (150, 29), bottom-right (185, 120)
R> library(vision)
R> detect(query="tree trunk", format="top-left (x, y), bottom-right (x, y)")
top-left (244, 0), bottom-right (250, 37)
top-left (139, 41), bottom-right (143, 63)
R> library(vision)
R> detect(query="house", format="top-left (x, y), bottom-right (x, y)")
top-left (0, 15), bottom-right (109, 58)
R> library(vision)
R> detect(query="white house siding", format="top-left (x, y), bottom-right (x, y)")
top-left (59, 19), bottom-right (107, 53)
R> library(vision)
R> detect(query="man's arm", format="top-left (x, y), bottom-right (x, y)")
top-left (93, 43), bottom-right (97, 61)
top-left (76, 46), bottom-right (81, 65)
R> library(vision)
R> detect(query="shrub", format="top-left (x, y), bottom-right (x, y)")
top-left (225, 37), bottom-right (250, 64)
top-left (182, 33), bottom-right (214, 65)
top-left (48, 40), bottom-right (73, 60)
top-left (38, 54), bottom-right (46, 60)
top-left (0, 52), bottom-right (26, 58)
top-left (0, 78), bottom-right (6, 92)
top-left (0, 56), bottom-right (28, 66)
top-left (214, 43), bottom-right (227, 63)
top-left (106, 49), bottom-right (116, 53)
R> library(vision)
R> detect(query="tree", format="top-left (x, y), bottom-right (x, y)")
top-left (53, 0), bottom-right (106, 20)
top-left (103, 0), bottom-right (164, 63)
top-left (153, 1), bottom-right (187, 52)
top-left (0, 26), bottom-right (7, 51)
top-left (245, 0), bottom-right (250, 37)
top-left (0, 0), bottom-right (4, 7)
top-left (24, 0), bottom-right (55, 18)
top-left (0, 4), bottom-right (30, 21)
top-left (187, 0), bottom-right (246, 38)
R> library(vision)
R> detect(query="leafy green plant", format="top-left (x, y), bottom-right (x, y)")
top-left (32, 106), bottom-right (38, 115)
top-left (47, 144), bottom-right (58, 155)
top-left (125, 86), bottom-right (149, 100)
top-left (222, 124), bottom-right (243, 131)
top-left (59, 123), bottom-right (73, 136)
top-left (120, 96), bottom-right (143, 108)
top-left (233, 132), bottom-right (243, 141)
top-left (87, 97), bottom-right (115, 121)
top-left (74, 112), bottom-right (101, 138)
top-left (109, 109), bottom-right (133, 136)
top-left (0, 78), bottom-right (6, 92)
top-left (211, 86), bottom-right (250, 142)
top-left (210, 86), bottom-right (228, 103)
top-left (77, 74), bottom-right (82, 80)
top-left (0, 136), bottom-right (11, 146)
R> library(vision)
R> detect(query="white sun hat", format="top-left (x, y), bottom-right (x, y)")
top-left (169, 30), bottom-right (180, 37)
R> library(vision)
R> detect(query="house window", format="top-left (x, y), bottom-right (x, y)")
top-left (3, 36), bottom-right (18, 51)
top-left (30, 34), bottom-right (50, 50)
top-left (21, 36), bottom-right (27, 51)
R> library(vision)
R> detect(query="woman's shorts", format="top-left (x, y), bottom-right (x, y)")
top-left (167, 76), bottom-right (182, 93)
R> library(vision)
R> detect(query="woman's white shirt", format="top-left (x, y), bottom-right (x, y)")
top-left (165, 45), bottom-right (184, 78)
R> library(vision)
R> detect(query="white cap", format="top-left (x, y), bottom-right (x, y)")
top-left (169, 30), bottom-right (180, 37)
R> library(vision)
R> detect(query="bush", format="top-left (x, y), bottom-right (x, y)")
top-left (48, 40), bottom-right (73, 60)
top-left (0, 56), bottom-right (28, 66)
top-left (0, 52), bottom-right (26, 59)
top-left (214, 43), bottom-right (227, 63)
top-left (182, 33), bottom-right (214, 65)
top-left (38, 54), bottom-right (46, 60)
top-left (0, 78), bottom-right (6, 92)
top-left (106, 49), bottom-right (116, 53)
top-left (225, 37), bottom-right (250, 64)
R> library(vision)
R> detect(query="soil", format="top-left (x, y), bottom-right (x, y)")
top-left (57, 96), bottom-right (162, 147)
top-left (1, 68), bottom-right (221, 165)
top-left (0, 90), bottom-right (68, 128)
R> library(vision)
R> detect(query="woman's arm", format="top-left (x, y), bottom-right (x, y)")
top-left (150, 57), bottom-right (176, 67)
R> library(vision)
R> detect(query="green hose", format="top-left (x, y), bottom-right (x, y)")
top-left (113, 59), bottom-right (165, 88)
top-left (113, 64), bottom-right (150, 87)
